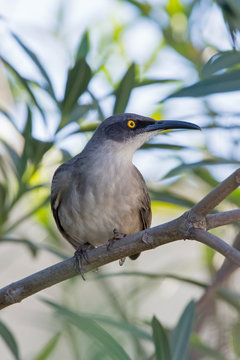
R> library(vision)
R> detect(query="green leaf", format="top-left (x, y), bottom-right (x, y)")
top-left (171, 300), bottom-right (195, 360)
top-left (166, 69), bottom-right (240, 99)
top-left (123, 0), bottom-right (151, 16)
top-left (0, 320), bottom-right (20, 360)
top-left (64, 312), bottom-right (152, 341)
top-left (19, 107), bottom-right (53, 172)
top-left (202, 51), bottom-right (240, 78)
top-left (95, 271), bottom-right (208, 288)
top-left (141, 143), bottom-right (190, 151)
top-left (0, 56), bottom-right (46, 122)
top-left (76, 30), bottom-right (89, 60)
top-left (135, 78), bottom-right (180, 87)
top-left (11, 32), bottom-right (56, 101)
top-left (5, 195), bottom-right (50, 233)
top-left (61, 58), bottom-right (92, 114)
top-left (34, 332), bottom-right (61, 360)
top-left (0, 237), bottom-right (39, 256)
top-left (43, 300), bottom-right (131, 360)
top-left (0, 183), bottom-right (8, 221)
top-left (58, 103), bottom-right (95, 131)
top-left (164, 158), bottom-right (240, 178)
top-left (1, 140), bottom-right (21, 176)
top-left (151, 316), bottom-right (172, 360)
top-left (113, 63), bottom-right (135, 114)
top-left (95, 271), bottom-right (240, 313)
top-left (193, 168), bottom-right (219, 188)
top-left (150, 190), bottom-right (195, 208)
top-left (232, 322), bottom-right (240, 356)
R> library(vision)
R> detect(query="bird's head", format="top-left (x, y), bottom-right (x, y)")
top-left (86, 113), bottom-right (200, 157)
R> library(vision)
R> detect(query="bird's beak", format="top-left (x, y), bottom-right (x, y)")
top-left (145, 120), bottom-right (201, 132)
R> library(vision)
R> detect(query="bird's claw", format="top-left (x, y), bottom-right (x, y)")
top-left (107, 229), bottom-right (127, 266)
top-left (74, 243), bottom-right (93, 280)
top-left (107, 228), bottom-right (126, 250)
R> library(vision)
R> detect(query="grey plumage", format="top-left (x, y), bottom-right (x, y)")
top-left (51, 113), bottom-right (200, 260)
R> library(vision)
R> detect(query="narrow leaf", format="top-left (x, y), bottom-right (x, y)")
top-left (95, 271), bottom-right (240, 313)
top-left (43, 300), bottom-right (131, 360)
top-left (0, 237), bottom-right (39, 256)
top-left (202, 51), bottom-right (240, 78)
top-left (193, 168), bottom-right (219, 188)
top-left (135, 78), bottom-right (180, 87)
top-left (141, 143), bottom-right (189, 150)
top-left (6, 196), bottom-right (50, 233)
top-left (11, 32), bottom-right (56, 100)
top-left (152, 316), bottom-right (172, 360)
top-left (58, 103), bottom-right (94, 131)
top-left (0, 56), bottom-right (46, 121)
top-left (34, 332), bottom-right (61, 360)
top-left (167, 69), bottom-right (240, 99)
top-left (171, 300), bottom-right (195, 360)
top-left (1, 140), bottom-right (21, 175)
top-left (113, 63), bottom-right (135, 114)
top-left (165, 158), bottom-right (240, 178)
top-left (232, 322), bottom-right (240, 356)
top-left (0, 320), bottom-right (20, 360)
top-left (150, 190), bottom-right (195, 208)
top-left (63, 312), bottom-right (152, 341)
top-left (96, 271), bottom-right (208, 289)
top-left (62, 58), bottom-right (91, 114)
top-left (76, 30), bottom-right (89, 60)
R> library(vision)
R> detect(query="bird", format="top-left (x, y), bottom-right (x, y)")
top-left (51, 113), bottom-right (200, 274)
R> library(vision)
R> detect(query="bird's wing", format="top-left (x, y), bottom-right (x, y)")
top-left (139, 189), bottom-right (152, 230)
top-left (51, 164), bottom-right (79, 249)
top-left (129, 167), bottom-right (152, 260)
top-left (135, 168), bottom-right (152, 230)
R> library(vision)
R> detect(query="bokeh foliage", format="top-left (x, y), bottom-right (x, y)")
top-left (0, 0), bottom-right (240, 359)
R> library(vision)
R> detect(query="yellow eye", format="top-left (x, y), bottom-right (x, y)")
top-left (127, 120), bottom-right (136, 128)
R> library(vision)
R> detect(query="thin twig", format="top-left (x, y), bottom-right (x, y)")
top-left (206, 209), bottom-right (240, 230)
top-left (190, 228), bottom-right (240, 266)
top-left (195, 231), bottom-right (240, 330)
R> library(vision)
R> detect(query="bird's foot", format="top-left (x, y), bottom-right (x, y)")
top-left (107, 229), bottom-right (126, 250)
top-left (74, 243), bottom-right (94, 280)
top-left (107, 229), bottom-right (126, 266)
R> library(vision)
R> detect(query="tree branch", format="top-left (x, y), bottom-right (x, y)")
top-left (0, 168), bottom-right (240, 310)
top-left (206, 209), bottom-right (240, 230)
top-left (190, 228), bottom-right (240, 266)
top-left (195, 230), bottom-right (240, 330)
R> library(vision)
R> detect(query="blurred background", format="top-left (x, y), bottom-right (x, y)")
top-left (0, 0), bottom-right (240, 359)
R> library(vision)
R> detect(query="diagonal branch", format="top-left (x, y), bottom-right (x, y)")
top-left (0, 168), bottom-right (239, 310)
top-left (190, 228), bottom-right (240, 266)
top-left (195, 230), bottom-right (240, 330)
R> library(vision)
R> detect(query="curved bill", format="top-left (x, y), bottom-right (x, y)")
top-left (145, 120), bottom-right (201, 132)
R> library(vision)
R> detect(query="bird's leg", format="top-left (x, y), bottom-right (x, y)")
top-left (107, 229), bottom-right (126, 266)
top-left (74, 243), bottom-right (94, 280)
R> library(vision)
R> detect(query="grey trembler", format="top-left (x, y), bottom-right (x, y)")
top-left (51, 113), bottom-right (200, 270)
